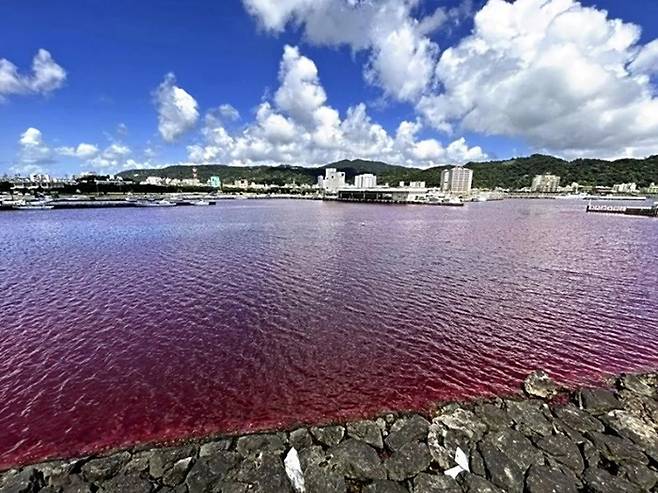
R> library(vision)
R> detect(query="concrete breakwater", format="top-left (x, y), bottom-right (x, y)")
top-left (1, 371), bottom-right (657, 493)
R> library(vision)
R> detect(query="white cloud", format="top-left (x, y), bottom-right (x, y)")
top-left (57, 143), bottom-right (100, 159)
top-left (0, 49), bottom-right (66, 101)
top-left (218, 104), bottom-right (241, 121)
top-left (242, 0), bottom-right (470, 102)
top-left (17, 128), bottom-right (53, 165)
top-left (187, 45), bottom-right (485, 167)
top-left (417, 0), bottom-right (658, 158)
top-left (153, 73), bottom-right (199, 142)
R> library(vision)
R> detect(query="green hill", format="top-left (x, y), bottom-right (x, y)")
top-left (118, 154), bottom-right (658, 189)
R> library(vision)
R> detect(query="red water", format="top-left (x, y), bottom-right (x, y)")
top-left (1, 199), bottom-right (657, 468)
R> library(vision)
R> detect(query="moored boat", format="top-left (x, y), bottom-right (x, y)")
top-left (135, 199), bottom-right (176, 207)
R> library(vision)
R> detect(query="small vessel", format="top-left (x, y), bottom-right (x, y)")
top-left (13, 200), bottom-right (54, 210)
top-left (135, 199), bottom-right (176, 208)
top-left (191, 200), bottom-right (210, 206)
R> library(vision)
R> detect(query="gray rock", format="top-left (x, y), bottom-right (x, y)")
top-left (99, 474), bottom-right (154, 492)
top-left (235, 451), bottom-right (293, 493)
top-left (185, 451), bottom-right (240, 492)
top-left (328, 438), bottom-right (386, 480)
top-left (346, 420), bottom-right (384, 448)
top-left (385, 415), bottom-right (430, 452)
top-left (599, 410), bottom-right (658, 461)
top-left (289, 428), bottom-right (313, 449)
top-left (199, 439), bottom-right (232, 457)
top-left (525, 464), bottom-right (577, 493)
top-left (235, 433), bottom-right (286, 456)
top-left (310, 425), bottom-right (345, 448)
top-left (433, 408), bottom-right (487, 442)
top-left (478, 440), bottom-right (524, 493)
top-left (505, 400), bottom-right (553, 437)
top-left (303, 465), bottom-right (346, 493)
top-left (469, 448), bottom-right (487, 477)
top-left (413, 472), bottom-right (461, 493)
top-left (427, 423), bottom-right (454, 469)
top-left (535, 434), bottom-right (584, 473)
top-left (162, 457), bottom-right (193, 486)
top-left (60, 474), bottom-right (93, 493)
top-left (460, 474), bottom-right (503, 492)
top-left (149, 445), bottom-right (196, 478)
top-left (298, 445), bottom-right (326, 471)
top-left (0, 468), bottom-right (40, 493)
top-left (81, 452), bottom-right (131, 482)
top-left (618, 461), bottom-right (658, 490)
top-left (583, 467), bottom-right (641, 493)
top-left (587, 431), bottom-right (648, 466)
top-left (616, 373), bottom-right (657, 398)
top-left (473, 403), bottom-right (513, 431)
top-left (363, 479), bottom-right (409, 493)
top-left (580, 388), bottom-right (622, 414)
top-left (218, 482), bottom-right (250, 493)
top-left (524, 370), bottom-right (559, 399)
top-left (123, 452), bottom-right (151, 476)
top-left (486, 429), bottom-right (544, 472)
top-left (553, 404), bottom-right (605, 433)
top-left (385, 441), bottom-right (431, 481)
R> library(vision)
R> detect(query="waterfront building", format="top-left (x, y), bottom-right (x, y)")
top-left (233, 179), bottom-right (250, 189)
top-left (354, 174), bottom-right (377, 189)
top-left (441, 167), bottom-right (473, 194)
top-left (612, 182), bottom-right (638, 193)
top-left (142, 176), bottom-right (164, 186)
top-left (646, 182), bottom-right (658, 194)
top-left (409, 181), bottom-right (426, 188)
top-left (209, 176), bottom-right (221, 188)
top-left (531, 174), bottom-right (561, 193)
top-left (323, 168), bottom-right (346, 194)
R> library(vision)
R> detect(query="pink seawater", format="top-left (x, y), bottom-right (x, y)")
top-left (1, 199), bottom-right (657, 468)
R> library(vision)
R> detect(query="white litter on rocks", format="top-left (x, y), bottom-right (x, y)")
top-left (444, 447), bottom-right (470, 479)
top-left (284, 447), bottom-right (305, 493)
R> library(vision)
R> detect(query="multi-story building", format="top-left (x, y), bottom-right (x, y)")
top-left (322, 168), bottom-right (346, 193)
top-left (441, 167), bottom-right (473, 194)
top-left (612, 182), bottom-right (638, 193)
top-left (531, 174), bottom-right (561, 193)
top-left (354, 174), bottom-right (377, 189)
top-left (209, 176), bottom-right (221, 188)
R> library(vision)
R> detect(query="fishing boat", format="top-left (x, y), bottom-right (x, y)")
top-left (191, 200), bottom-right (210, 206)
top-left (135, 199), bottom-right (176, 208)
top-left (13, 200), bottom-right (55, 210)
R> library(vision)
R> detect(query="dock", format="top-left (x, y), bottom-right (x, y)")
top-left (586, 202), bottom-right (658, 217)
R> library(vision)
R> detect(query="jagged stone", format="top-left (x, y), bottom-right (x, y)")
top-left (486, 429), bottom-right (544, 472)
top-left (385, 415), bottom-right (430, 452)
top-left (148, 445), bottom-right (196, 478)
top-left (553, 404), bottom-right (605, 433)
top-left (580, 388), bottom-right (622, 414)
top-left (473, 403), bottom-right (513, 431)
top-left (616, 373), bottom-right (657, 398)
top-left (0, 468), bottom-right (41, 493)
top-left (81, 452), bottom-right (131, 482)
top-left (235, 451), bottom-right (293, 492)
top-left (123, 452), bottom-right (151, 475)
top-left (427, 424), bottom-right (454, 470)
top-left (59, 474), bottom-right (93, 493)
top-left (199, 439), bottom-right (232, 457)
top-left (289, 428), bottom-right (314, 449)
top-left (478, 440), bottom-right (524, 493)
top-left (363, 479), bottom-right (409, 492)
top-left (162, 457), bottom-right (193, 486)
top-left (328, 438), bottom-right (386, 480)
top-left (346, 420), bottom-right (383, 448)
top-left (310, 425), bottom-right (345, 448)
top-left (298, 445), bottom-right (326, 471)
top-left (303, 465), bottom-right (347, 493)
top-left (413, 472), bottom-right (461, 493)
top-left (525, 464), bottom-right (577, 493)
top-left (460, 474), bottom-right (503, 492)
top-left (587, 431), bottom-right (648, 466)
top-left (385, 441), bottom-right (431, 481)
top-left (218, 482), bottom-right (250, 493)
top-left (236, 433), bottom-right (286, 456)
top-left (505, 400), bottom-right (553, 437)
top-left (185, 450), bottom-right (240, 491)
top-left (433, 408), bottom-right (487, 442)
top-left (599, 410), bottom-right (658, 461)
top-left (583, 468), bottom-right (641, 493)
top-left (535, 434), bottom-right (584, 473)
top-left (98, 474), bottom-right (154, 492)
top-left (469, 448), bottom-right (487, 477)
top-left (524, 370), bottom-right (559, 399)
top-left (618, 461), bottom-right (658, 490)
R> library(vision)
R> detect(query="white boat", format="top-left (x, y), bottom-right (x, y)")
top-left (13, 200), bottom-right (54, 210)
top-left (191, 200), bottom-right (210, 206)
top-left (135, 199), bottom-right (176, 208)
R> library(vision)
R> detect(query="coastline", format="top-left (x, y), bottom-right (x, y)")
top-left (1, 371), bottom-right (656, 492)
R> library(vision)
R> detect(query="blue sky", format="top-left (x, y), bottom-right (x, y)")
top-left (2, 0), bottom-right (658, 175)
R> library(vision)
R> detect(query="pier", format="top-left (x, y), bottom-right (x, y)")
top-left (586, 202), bottom-right (658, 217)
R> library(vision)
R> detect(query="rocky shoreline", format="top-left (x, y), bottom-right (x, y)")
top-left (1, 371), bottom-right (657, 493)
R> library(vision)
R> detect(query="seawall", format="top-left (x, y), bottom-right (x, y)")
top-left (1, 371), bottom-right (657, 492)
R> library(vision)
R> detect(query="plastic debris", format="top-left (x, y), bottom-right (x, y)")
top-left (284, 447), bottom-right (305, 493)
top-left (444, 446), bottom-right (470, 479)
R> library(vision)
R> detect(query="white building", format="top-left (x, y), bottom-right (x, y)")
top-left (441, 167), bottom-right (473, 194)
top-left (409, 181), bottom-right (426, 188)
top-left (612, 182), bottom-right (637, 193)
top-left (354, 174), bottom-right (377, 188)
top-left (142, 176), bottom-right (164, 186)
top-left (531, 174), bottom-right (561, 193)
top-left (322, 168), bottom-right (346, 193)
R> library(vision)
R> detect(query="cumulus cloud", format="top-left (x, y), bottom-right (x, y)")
top-left (0, 49), bottom-right (66, 101)
top-left (153, 73), bottom-right (199, 142)
top-left (17, 128), bottom-right (54, 165)
top-left (186, 45), bottom-right (485, 167)
top-left (417, 0), bottom-right (658, 158)
top-left (57, 143), bottom-right (100, 159)
top-left (242, 0), bottom-right (470, 102)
